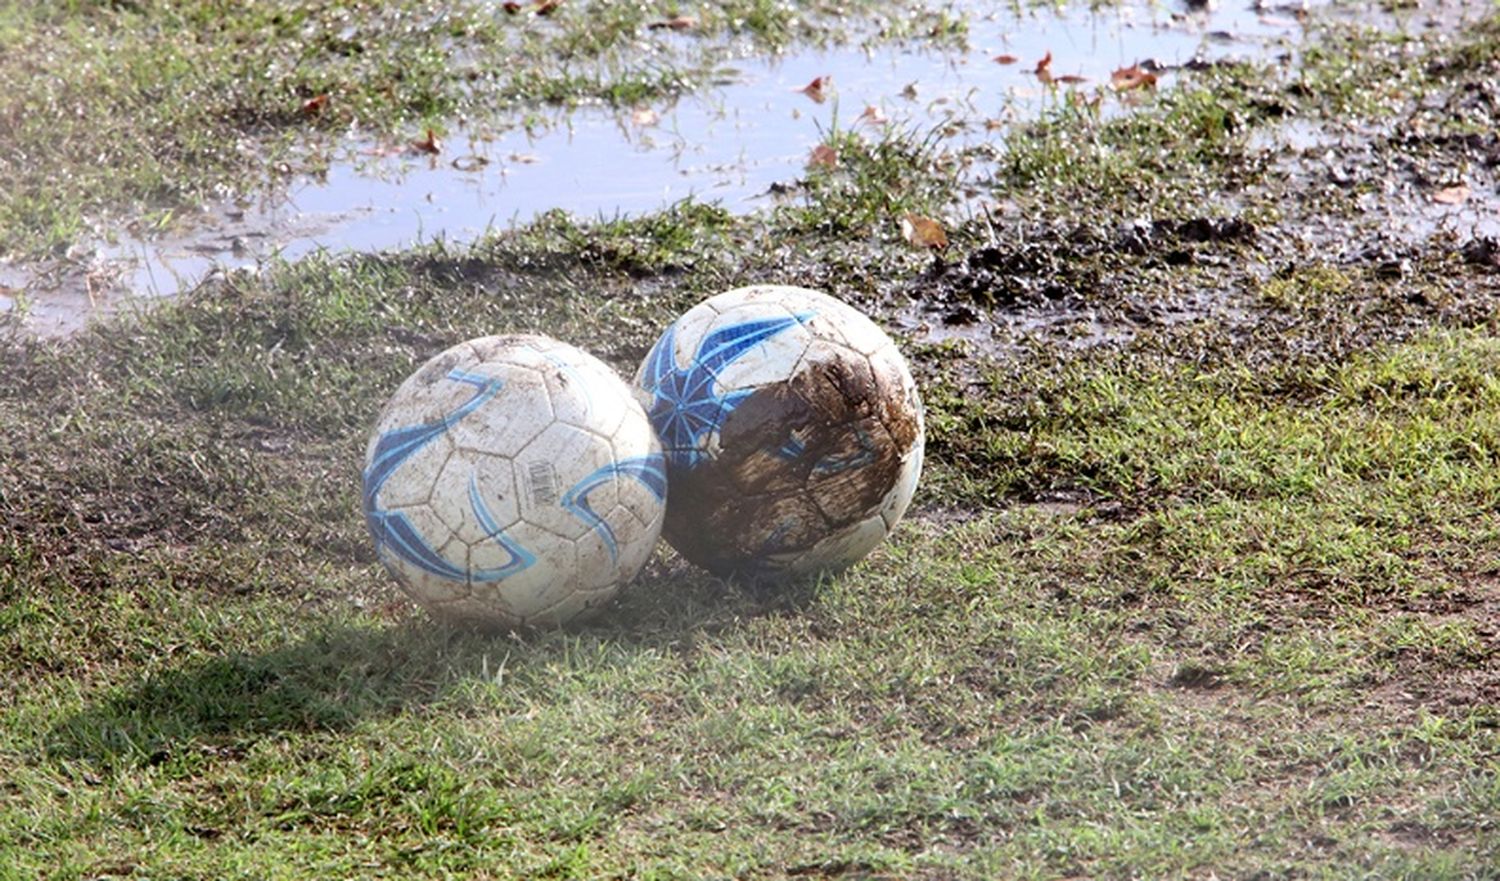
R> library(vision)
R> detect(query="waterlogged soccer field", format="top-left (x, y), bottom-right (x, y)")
top-left (3, 1), bottom-right (1500, 878)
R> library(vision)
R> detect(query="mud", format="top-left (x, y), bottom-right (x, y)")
top-left (662, 349), bottom-right (920, 575)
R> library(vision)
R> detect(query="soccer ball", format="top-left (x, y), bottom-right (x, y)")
top-left (362, 334), bottom-right (666, 629)
top-left (634, 284), bottom-right (923, 578)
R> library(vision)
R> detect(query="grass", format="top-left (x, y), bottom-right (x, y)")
top-left (4, 236), bottom-right (1500, 877)
top-left (4, 1), bottom-right (1500, 878)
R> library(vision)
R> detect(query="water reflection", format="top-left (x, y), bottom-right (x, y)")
top-left (8, 0), bottom-right (1317, 337)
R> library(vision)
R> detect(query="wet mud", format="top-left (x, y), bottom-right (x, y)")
top-left (662, 349), bottom-right (920, 575)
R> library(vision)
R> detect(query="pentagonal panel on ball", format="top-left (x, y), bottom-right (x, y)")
top-left (781, 511), bottom-right (891, 576)
top-left (405, 536), bottom-right (473, 606)
top-left (490, 519), bottom-right (581, 619)
top-left (376, 502), bottom-right (468, 588)
top-left (367, 428), bottom-right (452, 510)
top-left (445, 366), bottom-right (553, 457)
top-left (435, 452), bottom-right (520, 546)
top-left (704, 303), bottom-right (815, 393)
top-left (540, 352), bottom-right (631, 442)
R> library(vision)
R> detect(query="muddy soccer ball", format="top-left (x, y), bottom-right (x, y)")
top-left (362, 334), bottom-right (666, 628)
top-left (634, 284), bottom-right (923, 578)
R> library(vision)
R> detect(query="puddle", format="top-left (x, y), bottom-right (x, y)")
top-left (4, 0), bottom-right (1329, 338)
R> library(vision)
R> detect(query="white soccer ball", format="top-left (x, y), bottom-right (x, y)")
top-left (362, 334), bottom-right (666, 629)
top-left (634, 284), bottom-right (923, 578)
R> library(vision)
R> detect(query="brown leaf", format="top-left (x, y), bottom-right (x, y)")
top-left (631, 106), bottom-right (659, 127)
top-left (300, 94), bottom-right (329, 116)
top-left (411, 128), bottom-right (441, 155)
top-left (857, 104), bottom-right (889, 126)
top-left (797, 75), bottom-right (831, 104)
top-left (502, 1), bottom-right (522, 11)
top-left (534, 0), bottom-right (561, 15)
top-left (1433, 184), bottom-right (1471, 205)
top-left (807, 144), bottom-right (838, 169)
top-left (647, 15), bottom-right (697, 30)
top-left (1034, 50), bottom-right (1053, 85)
top-left (1054, 74), bottom-right (1088, 85)
top-left (1111, 65), bottom-right (1158, 91)
top-left (900, 213), bottom-right (948, 251)
top-left (992, 53), bottom-right (1019, 65)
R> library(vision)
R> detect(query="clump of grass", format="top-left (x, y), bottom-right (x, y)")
top-left (782, 119), bottom-right (961, 239)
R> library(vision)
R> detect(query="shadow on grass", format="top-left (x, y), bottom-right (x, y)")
top-left (45, 563), bottom-right (826, 770)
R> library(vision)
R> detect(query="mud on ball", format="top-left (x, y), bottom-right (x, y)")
top-left (635, 284), bottom-right (924, 578)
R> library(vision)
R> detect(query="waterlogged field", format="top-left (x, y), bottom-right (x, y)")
top-left (3, 1), bottom-right (1500, 879)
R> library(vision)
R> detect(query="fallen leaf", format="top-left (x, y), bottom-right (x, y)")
top-left (1054, 74), bottom-right (1088, 85)
top-left (1034, 50), bottom-right (1054, 85)
top-left (797, 75), bottom-right (831, 104)
top-left (509, 152), bottom-right (540, 164)
top-left (647, 15), bottom-right (697, 30)
top-left (900, 213), bottom-right (948, 250)
top-left (411, 128), bottom-right (442, 155)
top-left (631, 106), bottom-right (659, 127)
top-left (534, 0), bottom-right (561, 15)
top-left (900, 82), bottom-right (919, 100)
top-left (502, 1), bottom-right (522, 11)
top-left (807, 144), bottom-right (838, 169)
top-left (857, 104), bottom-right (889, 126)
top-left (984, 118), bottom-right (1006, 131)
top-left (1433, 184), bottom-right (1471, 205)
top-left (300, 94), bottom-right (329, 116)
top-left (992, 53), bottom-right (1019, 64)
top-left (1111, 65), bottom-right (1158, 91)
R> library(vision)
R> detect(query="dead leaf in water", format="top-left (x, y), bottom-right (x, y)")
top-left (1054, 74), bottom-right (1088, 85)
top-left (647, 15), bottom-right (697, 30)
top-left (509, 152), bottom-right (540, 164)
top-left (807, 144), bottom-right (839, 169)
top-left (411, 128), bottom-right (442, 155)
top-left (300, 94), bottom-right (329, 116)
top-left (900, 213), bottom-right (948, 250)
top-left (502, 1), bottom-right (522, 12)
top-left (1034, 50), bottom-right (1054, 85)
top-left (534, 0), bottom-right (562, 14)
top-left (857, 104), bottom-right (889, 126)
top-left (1433, 184), bottom-right (1471, 205)
top-left (1111, 65), bottom-right (1158, 91)
top-left (797, 76), bottom-right (832, 104)
top-left (992, 53), bottom-right (1019, 64)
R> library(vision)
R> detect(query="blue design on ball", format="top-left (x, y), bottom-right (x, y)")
top-left (640, 314), bottom-right (810, 468)
top-left (466, 476), bottom-right (535, 581)
top-left (561, 453), bottom-right (667, 563)
top-left (363, 369), bottom-right (532, 582)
